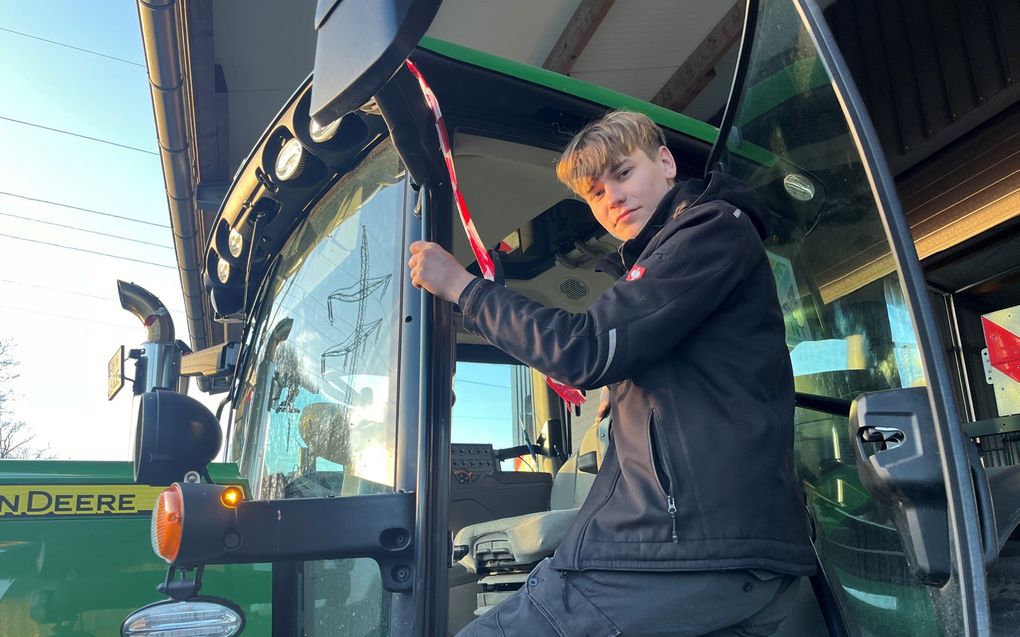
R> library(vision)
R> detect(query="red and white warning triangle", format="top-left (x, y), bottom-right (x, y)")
top-left (982, 315), bottom-right (1020, 384)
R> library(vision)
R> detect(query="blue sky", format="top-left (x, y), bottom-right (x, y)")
top-left (0, 1), bottom-right (195, 460)
top-left (452, 363), bottom-right (516, 451)
top-left (0, 1), bottom-right (519, 462)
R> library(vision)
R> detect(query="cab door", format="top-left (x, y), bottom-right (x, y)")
top-left (710, 0), bottom-right (991, 634)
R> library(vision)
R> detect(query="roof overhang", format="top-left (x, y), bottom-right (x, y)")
top-left (139, 0), bottom-right (1019, 350)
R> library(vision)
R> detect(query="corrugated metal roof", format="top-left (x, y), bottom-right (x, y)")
top-left (826, 0), bottom-right (1020, 174)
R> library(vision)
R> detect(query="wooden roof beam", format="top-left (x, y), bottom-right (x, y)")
top-left (543, 0), bottom-right (616, 75)
top-left (651, 1), bottom-right (744, 112)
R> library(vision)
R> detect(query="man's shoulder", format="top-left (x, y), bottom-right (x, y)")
top-left (649, 196), bottom-right (750, 250)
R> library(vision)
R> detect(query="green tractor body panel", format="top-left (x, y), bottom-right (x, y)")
top-left (0, 461), bottom-right (271, 636)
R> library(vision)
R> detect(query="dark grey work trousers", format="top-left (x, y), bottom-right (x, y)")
top-left (455, 558), bottom-right (800, 637)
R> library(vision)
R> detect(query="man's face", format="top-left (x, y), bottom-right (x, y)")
top-left (581, 146), bottom-right (677, 241)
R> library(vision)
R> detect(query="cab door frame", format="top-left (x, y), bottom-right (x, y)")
top-left (374, 65), bottom-right (458, 636)
top-left (710, 0), bottom-right (990, 633)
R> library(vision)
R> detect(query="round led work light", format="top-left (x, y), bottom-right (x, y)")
top-left (275, 138), bottom-right (306, 181)
top-left (216, 258), bottom-right (231, 285)
top-left (227, 228), bottom-right (244, 259)
top-left (309, 115), bottom-right (341, 143)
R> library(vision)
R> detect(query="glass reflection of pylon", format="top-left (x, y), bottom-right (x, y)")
top-left (321, 225), bottom-right (392, 377)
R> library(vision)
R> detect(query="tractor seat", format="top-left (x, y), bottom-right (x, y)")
top-left (453, 418), bottom-right (609, 614)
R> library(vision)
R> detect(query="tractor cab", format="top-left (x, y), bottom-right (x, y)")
top-left (123, 1), bottom-right (1020, 635)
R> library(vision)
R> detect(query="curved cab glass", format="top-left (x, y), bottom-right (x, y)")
top-left (231, 140), bottom-right (406, 636)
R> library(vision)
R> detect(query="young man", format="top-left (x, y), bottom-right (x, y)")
top-left (408, 111), bottom-right (815, 636)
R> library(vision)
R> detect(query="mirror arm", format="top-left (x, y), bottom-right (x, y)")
top-left (180, 342), bottom-right (241, 379)
top-left (158, 564), bottom-right (205, 602)
top-left (173, 488), bottom-right (416, 593)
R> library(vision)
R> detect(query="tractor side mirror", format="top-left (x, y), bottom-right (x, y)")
top-left (134, 390), bottom-right (222, 485)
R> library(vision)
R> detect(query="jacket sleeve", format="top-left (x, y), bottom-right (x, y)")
top-left (457, 202), bottom-right (762, 389)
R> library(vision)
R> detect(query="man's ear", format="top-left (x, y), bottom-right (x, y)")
top-left (658, 145), bottom-right (677, 181)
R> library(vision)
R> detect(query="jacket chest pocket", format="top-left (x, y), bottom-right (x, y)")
top-left (646, 409), bottom-right (680, 543)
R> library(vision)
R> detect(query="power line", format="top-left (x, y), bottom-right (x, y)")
top-left (0, 26), bottom-right (145, 67)
top-left (457, 378), bottom-right (511, 390)
top-left (0, 232), bottom-right (176, 270)
top-left (0, 211), bottom-right (173, 249)
top-left (0, 191), bottom-right (170, 228)
top-left (0, 303), bottom-right (139, 330)
top-left (0, 279), bottom-right (185, 314)
top-left (0, 115), bottom-right (158, 156)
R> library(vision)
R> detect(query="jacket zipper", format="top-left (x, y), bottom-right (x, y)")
top-left (649, 409), bottom-right (680, 544)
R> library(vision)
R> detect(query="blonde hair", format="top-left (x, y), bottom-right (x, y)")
top-left (556, 110), bottom-right (667, 195)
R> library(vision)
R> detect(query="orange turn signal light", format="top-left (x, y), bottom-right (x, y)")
top-left (220, 486), bottom-right (244, 508)
top-left (151, 484), bottom-right (184, 563)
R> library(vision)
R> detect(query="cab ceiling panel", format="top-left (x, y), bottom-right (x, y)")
top-left (825, 0), bottom-right (1020, 175)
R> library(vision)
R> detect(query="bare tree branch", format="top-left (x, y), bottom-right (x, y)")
top-left (0, 338), bottom-right (54, 459)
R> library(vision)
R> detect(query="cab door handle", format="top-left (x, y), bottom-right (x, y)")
top-left (851, 387), bottom-right (950, 586)
top-left (857, 425), bottom-right (905, 450)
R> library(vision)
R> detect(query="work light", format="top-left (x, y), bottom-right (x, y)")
top-left (122, 598), bottom-right (244, 637)
top-left (275, 138), bottom-right (306, 181)
top-left (216, 258), bottom-right (231, 284)
top-left (227, 228), bottom-right (243, 259)
top-left (309, 115), bottom-right (341, 143)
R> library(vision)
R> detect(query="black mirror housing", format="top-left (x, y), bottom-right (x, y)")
top-left (134, 390), bottom-right (222, 485)
top-left (310, 0), bottom-right (441, 125)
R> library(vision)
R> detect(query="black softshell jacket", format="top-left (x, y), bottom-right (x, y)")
top-left (458, 172), bottom-right (816, 576)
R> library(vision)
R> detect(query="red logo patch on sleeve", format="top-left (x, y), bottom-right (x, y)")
top-left (626, 265), bottom-right (646, 281)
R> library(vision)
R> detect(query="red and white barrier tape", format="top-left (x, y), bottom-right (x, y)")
top-left (404, 60), bottom-right (585, 407)
top-left (405, 59), bottom-right (496, 282)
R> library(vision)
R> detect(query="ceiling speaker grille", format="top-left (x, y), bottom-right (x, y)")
top-left (559, 277), bottom-right (590, 301)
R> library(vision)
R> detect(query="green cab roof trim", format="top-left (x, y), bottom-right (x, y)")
top-left (419, 37), bottom-right (719, 144)
top-left (419, 37), bottom-right (776, 167)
